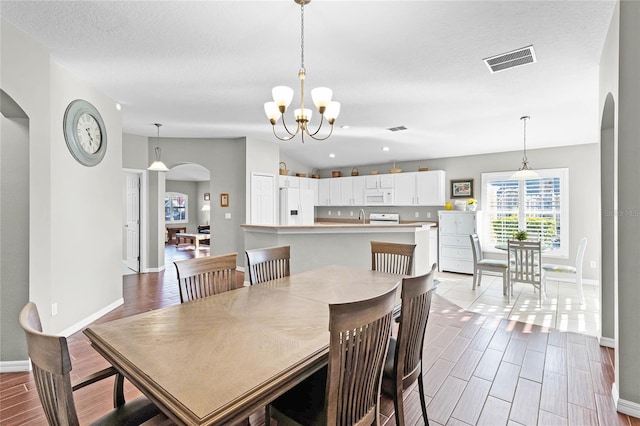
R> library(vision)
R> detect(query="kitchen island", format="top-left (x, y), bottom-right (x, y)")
top-left (241, 221), bottom-right (437, 279)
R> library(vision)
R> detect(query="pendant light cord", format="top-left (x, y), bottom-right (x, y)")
top-left (300, 1), bottom-right (305, 73)
top-left (521, 115), bottom-right (530, 166)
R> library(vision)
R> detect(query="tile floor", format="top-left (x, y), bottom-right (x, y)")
top-left (435, 271), bottom-right (600, 337)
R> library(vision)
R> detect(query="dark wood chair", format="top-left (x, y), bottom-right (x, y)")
top-left (381, 264), bottom-right (436, 426)
top-left (18, 302), bottom-right (160, 426)
top-left (266, 283), bottom-right (399, 425)
top-left (245, 245), bottom-right (290, 285)
top-left (469, 233), bottom-right (508, 294)
top-left (371, 241), bottom-right (416, 275)
top-left (173, 253), bottom-right (238, 303)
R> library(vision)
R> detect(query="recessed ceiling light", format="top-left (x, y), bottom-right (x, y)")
top-left (115, 103), bottom-right (122, 111)
top-left (340, 125), bottom-right (350, 129)
top-left (382, 146), bottom-right (390, 151)
top-left (329, 153), bottom-right (335, 158)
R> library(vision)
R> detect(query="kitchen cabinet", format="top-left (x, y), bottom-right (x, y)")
top-left (279, 175), bottom-right (300, 188)
top-left (299, 177), bottom-right (319, 205)
top-left (438, 210), bottom-right (478, 274)
top-left (394, 170), bottom-right (446, 206)
top-left (365, 174), bottom-right (394, 189)
top-left (329, 179), bottom-right (342, 205)
top-left (339, 176), bottom-right (366, 205)
top-left (317, 179), bottom-right (331, 206)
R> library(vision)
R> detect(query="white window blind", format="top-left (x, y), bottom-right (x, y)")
top-left (481, 169), bottom-right (568, 257)
top-left (165, 192), bottom-right (188, 224)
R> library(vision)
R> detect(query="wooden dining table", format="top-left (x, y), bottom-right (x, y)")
top-left (84, 265), bottom-right (401, 425)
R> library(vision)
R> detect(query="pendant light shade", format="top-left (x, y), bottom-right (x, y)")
top-left (511, 116), bottom-right (539, 180)
top-left (147, 123), bottom-right (169, 172)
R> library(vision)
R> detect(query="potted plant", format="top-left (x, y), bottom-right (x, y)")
top-left (467, 198), bottom-right (477, 211)
top-left (513, 229), bottom-right (528, 241)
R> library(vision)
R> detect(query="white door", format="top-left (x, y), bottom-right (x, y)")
top-left (125, 173), bottom-right (140, 272)
top-left (251, 173), bottom-right (276, 225)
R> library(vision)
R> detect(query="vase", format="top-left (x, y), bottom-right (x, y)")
top-left (468, 203), bottom-right (477, 211)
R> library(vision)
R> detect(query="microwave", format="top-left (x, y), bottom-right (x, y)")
top-left (365, 189), bottom-right (394, 205)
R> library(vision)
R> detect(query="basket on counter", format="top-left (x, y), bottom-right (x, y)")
top-left (351, 167), bottom-right (359, 176)
top-left (332, 170), bottom-right (341, 178)
top-left (418, 166), bottom-right (429, 172)
top-left (389, 162), bottom-right (402, 173)
top-left (279, 162), bottom-right (289, 176)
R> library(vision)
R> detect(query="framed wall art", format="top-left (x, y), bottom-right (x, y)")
top-left (220, 193), bottom-right (229, 207)
top-left (450, 179), bottom-right (474, 198)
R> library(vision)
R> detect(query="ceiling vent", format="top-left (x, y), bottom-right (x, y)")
top-left (386, 126), bottom-right (407, 132)
top-left (484, 45), bottom-right (536, 73)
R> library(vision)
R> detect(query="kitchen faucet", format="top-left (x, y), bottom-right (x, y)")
top-left (358, 208), bottom-right (366, 224)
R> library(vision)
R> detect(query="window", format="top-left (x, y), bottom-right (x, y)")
top-left (165, 192), bottom-right (188, 224)
top-left (481, 168), bottom-right (568, 257)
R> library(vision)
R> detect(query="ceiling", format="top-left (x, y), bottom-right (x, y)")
top-left (0, 1), bottom-right (616, 169)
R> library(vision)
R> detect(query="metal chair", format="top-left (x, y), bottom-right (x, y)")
top-left (173, 253), bottom-right (238, 303)
top-left (245, 245), bottom-right (290, 285)
top-left (381, 264), bottom-right (436, 426)
top-left (543, 237), bottom-right (587, 304)
top-left (266, 283), bottom-right (398, 425)
top-left (19, 302), bottom-right (160, 426)
top-left (371, 241), bottom-right (416, 275)
top-left (508, 240), bottom-right (544, 304)
top-left (469, 233), bottom-right (509, 295)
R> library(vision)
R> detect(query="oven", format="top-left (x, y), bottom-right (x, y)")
top-left (369, 213), bottom-right (400, 225)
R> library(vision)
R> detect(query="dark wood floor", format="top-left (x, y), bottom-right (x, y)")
top-left (1, 245), bottom-right (639, 425)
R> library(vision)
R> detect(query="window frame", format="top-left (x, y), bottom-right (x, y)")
top-left (165, 192), bottom-right (189, 224)
top-left (480, 168), bottom-right (569, 258)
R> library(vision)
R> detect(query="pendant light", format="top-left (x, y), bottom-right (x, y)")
top-left (147, 123), bottom-right (169, 172)
top-left (511, 116), bottom-right (539, 180)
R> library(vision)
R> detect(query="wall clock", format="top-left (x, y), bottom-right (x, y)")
top-left (63, 99), bottom-right (107, 166)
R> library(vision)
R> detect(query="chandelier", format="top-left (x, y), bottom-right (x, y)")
top-left (511, 116), bottom-right (538, 180)
top-left (263, 0), bottom-right (340, 142)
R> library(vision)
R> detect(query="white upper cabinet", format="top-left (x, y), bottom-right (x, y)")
top-left (339, 176), bottom-right (366, 205)
top-left (299, 177), bottom-right (319, 205)
top-left (317, 179), bottom-right (331, 206)
top-left (365, 174), bottom-right (394, 189)
top-left (392, 170), bottom-right (446, 206)
top-left (279, 175), bottom-right (300, 188)
top-left (329, 178), bottom-right (342, 205)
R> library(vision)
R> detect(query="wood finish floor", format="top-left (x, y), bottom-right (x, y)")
top-left (1, 245), bottom-right (639, 426)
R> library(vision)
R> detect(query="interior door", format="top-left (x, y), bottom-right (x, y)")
top-left (251, 173), bottom-right (276, 225)
top-left (125, 173), bottom-right (140, 272)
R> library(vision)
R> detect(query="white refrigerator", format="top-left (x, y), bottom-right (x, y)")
top-left (280, 188), bottom-right (314, 226)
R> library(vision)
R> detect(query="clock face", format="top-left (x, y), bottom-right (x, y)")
top-left (63, 99), bottom-right (107, 166)
top-left (76, 113), bottom-right (102, 154)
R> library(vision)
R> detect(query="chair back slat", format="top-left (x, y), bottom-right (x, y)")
top-left (371, 241), bottom-right (416, 275)
top-left (326, 284), bottom-right (398, 426)
top-left (19, 302), bottom-right (80, 426)
top-left (470, 233), bottom-right (482, 263)
top-left (174, 253), bottom-right (238, 303)
top-left (508, 240), bottom-right (542, 285)
top-left (245, 245), bottom-right (290, 285)
top-left (396, 265), bottom-right (435, 385)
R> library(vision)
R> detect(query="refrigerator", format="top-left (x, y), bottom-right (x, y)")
top-left (280, 188), bottom-right (314, 226)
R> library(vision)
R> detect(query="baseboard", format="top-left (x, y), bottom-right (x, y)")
top-left (599, 336), bottom-right (616, 348)
top-left (236, 266), bottom-right (245, 273)
top-left (145, 266), bottom-right (165, 273)
top-left (612, 383), bottom-right (640, 417)
top-left (59, 298), bottom-right (124, 337)
top-left (0, 360), bottom-right (31, 373)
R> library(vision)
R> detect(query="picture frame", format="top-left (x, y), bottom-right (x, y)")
top-left (203, 192), bottom-right (210, 201)
top-left (450, 178), bottom-right (474, 198)
top-left (220, 193), bottom-right (229, 207)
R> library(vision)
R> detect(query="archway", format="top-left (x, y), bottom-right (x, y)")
top-left (599, 92), bottom-right (615, 347)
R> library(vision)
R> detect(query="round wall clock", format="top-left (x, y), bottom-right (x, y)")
top-left (63, 99), bottom-right (107, 166)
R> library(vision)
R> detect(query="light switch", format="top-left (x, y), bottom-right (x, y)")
top-left (225, 213), bottom-right (231, 219)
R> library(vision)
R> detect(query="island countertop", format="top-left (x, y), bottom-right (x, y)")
top-left (240, 221), bottom-right (437, 233)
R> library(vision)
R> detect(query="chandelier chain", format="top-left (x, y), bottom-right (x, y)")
top-left (300, 1), bottom-right (305, 72)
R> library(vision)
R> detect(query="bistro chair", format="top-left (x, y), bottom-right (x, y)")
top-left (371, 241), bottom-right (416, 275)
top-left (469, 234), bottom-right (509, 295)
top-left (245, 245), bottom-right (290, 285)
top-left (381, 264), bottom-right (436, 426)
top-left (19, 302), bottom-right (160, 426)
top-left (173, 253), bottom-right (238, 303)
top-left (508, 240), bottom-right (544, 304)
top-left (266, 283), bottom-right (398, 426)
top-left (543, 237), bottom-right (588, 305)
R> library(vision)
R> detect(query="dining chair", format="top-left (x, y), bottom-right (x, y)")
top-left (19, 302), bottom-right (160, 426)
top-left (371, 241), bottom-right (416, 275)
top-left (543, 237), bottom-right (587, 305)
top-left (381, 264), bottom-right (436, 426)
top-left (173, 252), bottom-right (238, 303)
top-left (266, 283), bottom-right (399, 426)
top-left (508, 240), bottom-right (544, 304)
top-left (469, 233), bottom-right (509, 295)
top-left (245, 245), bottom-right (290, 285)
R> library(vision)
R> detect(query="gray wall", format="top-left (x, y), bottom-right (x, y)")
top-left (317, 143), bottom-right (601, 281)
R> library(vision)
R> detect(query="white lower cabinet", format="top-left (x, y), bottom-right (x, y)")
top-left (438, 210), bottom-right (478, 274)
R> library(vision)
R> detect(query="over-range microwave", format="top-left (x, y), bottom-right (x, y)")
top-left (365, 189), bottom-right (394, 205)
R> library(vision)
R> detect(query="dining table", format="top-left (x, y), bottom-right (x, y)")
top-left (84, 265), bottom-right (402, 425)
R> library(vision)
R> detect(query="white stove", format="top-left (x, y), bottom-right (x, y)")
top-left (369, 213), bottom-right (400, 224)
